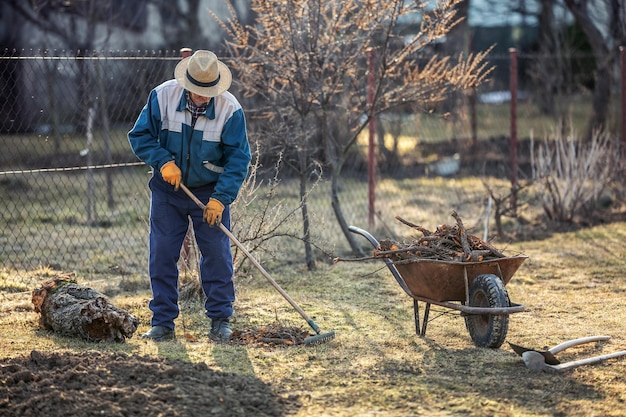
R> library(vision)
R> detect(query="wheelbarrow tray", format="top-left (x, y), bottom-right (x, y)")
top-left (393, 256), bottom-right (528, 302)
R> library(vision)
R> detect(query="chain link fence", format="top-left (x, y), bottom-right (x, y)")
top-left (1, 49), bottom-right (623, 285)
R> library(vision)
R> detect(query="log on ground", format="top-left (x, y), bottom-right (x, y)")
top-left (31, 274), bottom-right (139, 343)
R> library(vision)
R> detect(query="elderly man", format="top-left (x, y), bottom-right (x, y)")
top-left (128, 50), bottom-right (251, 342)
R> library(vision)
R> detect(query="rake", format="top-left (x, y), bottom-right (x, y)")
top-left (180, 183), bottom-right (335, 346)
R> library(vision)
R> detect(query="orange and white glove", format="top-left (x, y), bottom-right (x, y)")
top-left (160, 161), bottom-right (181, 190)
top-left (204, 198), bottom-right (225, 226)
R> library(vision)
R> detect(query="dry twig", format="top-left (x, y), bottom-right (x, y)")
top-left (379, 212), bottom-right (506, 262)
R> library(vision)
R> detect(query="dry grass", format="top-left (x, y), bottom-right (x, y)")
top-left (1, 215), bottom-right (625, 416)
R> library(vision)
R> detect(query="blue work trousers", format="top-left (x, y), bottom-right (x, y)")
top-left (147, 176), bottom-right (234, 330)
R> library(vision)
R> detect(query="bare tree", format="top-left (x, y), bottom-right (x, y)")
top-left (146, 0), bottom-right (259, 52)
top-left (213, 0), bottom-right (492, 262)
top-left (529, 0), bottom-right (561, 116)
top-left (3, 0), bottom-right (132, 50)
top-left (562, 0), bottom-right (616, 139)
top-left (153, 0), bottom-right (205, 50)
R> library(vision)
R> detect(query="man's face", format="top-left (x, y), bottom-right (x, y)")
top-left (189, 92), bottom-right (210, 106)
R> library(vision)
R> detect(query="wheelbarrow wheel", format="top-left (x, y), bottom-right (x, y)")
top-left (464, 274), bottom-right (510, 348)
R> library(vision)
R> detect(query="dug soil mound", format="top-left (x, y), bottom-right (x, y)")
top-left (0, 350), bottom-right (292, 417)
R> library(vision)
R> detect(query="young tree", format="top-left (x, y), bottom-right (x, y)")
top-left (214, 0), bottom-right (492, 261)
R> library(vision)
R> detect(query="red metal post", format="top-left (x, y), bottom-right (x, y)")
top-left (470, 87), bottom-right (477, 149)
top-left (368, 49), bottom-right (376, 228)
top-left (509, 48), bottom-right (518, 213)
top-left (468, 32), bottom-right (477, 149)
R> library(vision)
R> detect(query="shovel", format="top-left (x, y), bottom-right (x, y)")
top-left (179, 183), bottom-right (335, 346)
top-left (509, 335), bottom-right (626, 373)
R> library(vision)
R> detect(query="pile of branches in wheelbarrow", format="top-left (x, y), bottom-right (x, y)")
top-left (374, 210), bottom-right (505, 263)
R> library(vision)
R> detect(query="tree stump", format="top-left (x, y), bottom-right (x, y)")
top-left (31, 274), bottom-right (139, 343)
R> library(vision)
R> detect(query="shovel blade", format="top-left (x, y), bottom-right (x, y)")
top-left (508, 342), bottom-right (561, 365)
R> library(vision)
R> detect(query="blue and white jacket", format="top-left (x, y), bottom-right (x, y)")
top-left (128, 79), bottom-right (251, 205)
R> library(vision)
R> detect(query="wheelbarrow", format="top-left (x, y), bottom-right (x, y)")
top-left (349, 226), bottom-right (527, 349)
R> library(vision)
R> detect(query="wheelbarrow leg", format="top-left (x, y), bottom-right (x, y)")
top-left (413, 299), bottom-right (431, 337)
top-left (413, 299), bottom-right (420, 336)
top-left (422, 303), bottom-right (431, 336)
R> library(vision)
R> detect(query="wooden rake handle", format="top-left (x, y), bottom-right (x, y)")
top-left (178, 183), bottom-right (323, 335)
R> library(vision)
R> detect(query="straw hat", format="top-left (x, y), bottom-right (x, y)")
top-left (174, 50), bottom-right (232, 97)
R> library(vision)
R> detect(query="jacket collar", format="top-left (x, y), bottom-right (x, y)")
top-left (177, 90), bottom-right (216, 120)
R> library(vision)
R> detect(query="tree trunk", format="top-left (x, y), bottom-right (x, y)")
top-left (322, 108), bottom-right (365, 256)
top-left (532, 0), bottom-right (559, 115)
top-left (376, 114), bottom-right (401, 172)
top-left (330, 170), bottom-right (366, 256)
top-left (31, 275), bottom-right (139, 343)
top-left (296, 145), bottom-right (317, 271)
top-left (563, 0), bottom-right (613, 138)
top-left (299, 169), bottom-right (316, 271)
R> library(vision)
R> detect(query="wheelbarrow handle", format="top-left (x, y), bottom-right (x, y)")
top-left (348, 226), bottom-right (414, 298)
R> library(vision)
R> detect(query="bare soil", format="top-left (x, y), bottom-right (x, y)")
top-left (0, 349), bottom-right (293, 417)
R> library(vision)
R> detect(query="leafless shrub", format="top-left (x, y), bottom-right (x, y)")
top-left (229, 144), bottom-right (324, 272)
top-left (482, 180), bottom-right (533, 240)
top-left (531, 126), bottom-right (618, 223)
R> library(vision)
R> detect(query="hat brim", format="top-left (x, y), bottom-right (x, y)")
top-left (174, 56), bottom-right (232, 97)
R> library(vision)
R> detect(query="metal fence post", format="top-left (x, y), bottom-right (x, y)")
top-left (619, 46), bottom-right (626, 175)
top-left (509, 48), bottom-right (518, 214)
top-left (367, 48), bottom-right (376, 228)
top-left (179, 47), bottom-right (195, 272)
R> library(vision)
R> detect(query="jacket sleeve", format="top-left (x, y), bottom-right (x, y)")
top-left (127, 89), bottom-right (173, 170)
top-left (211, 108), bottom-right (251, 205)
